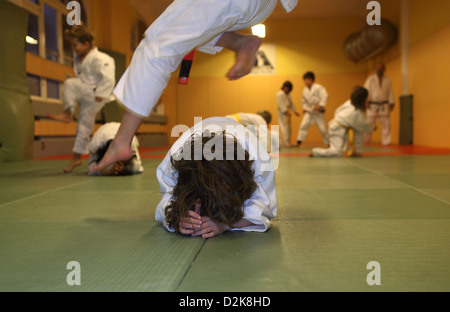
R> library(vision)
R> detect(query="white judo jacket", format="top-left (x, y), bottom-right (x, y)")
top-left (155, 117), bottom-right (278, 233)
top-left (302, 83), bottom-right (328, 113)
top-left (334, 100), bottom-right (375, 134)
top-left (74, 47), bottom-right (116, 100)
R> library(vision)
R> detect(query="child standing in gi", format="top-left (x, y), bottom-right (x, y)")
top-left (49, 26), bottom-right (115, 173)
top-left (296, 71), bottom-right (329, 147)
top-left (91, 0), bottom-right (298, 173)
top-left (311, 86), bottom-right (375, 157)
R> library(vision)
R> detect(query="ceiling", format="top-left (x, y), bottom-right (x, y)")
top-left (130, 0), bottom-right (370, 24)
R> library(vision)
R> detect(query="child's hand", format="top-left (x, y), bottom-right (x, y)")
top-left (179, 210), bottom-right (202, 235)
top-left (192, 216), bottom-right (230, 239)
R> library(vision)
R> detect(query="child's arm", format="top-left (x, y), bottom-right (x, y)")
top-left (93, 55), bottom-right (116, 101)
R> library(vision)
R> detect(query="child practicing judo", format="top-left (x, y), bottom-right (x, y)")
top-left (311, 86), bottom-right (375, 157)
top-left (155, 117), bottom-right (277, 238)
top-left (297, 71), bottom-right (329, 147)
top-left (91, 0), bottom-right (298, 173)
top-left (277, 81), bottom-right (300, 148)
top-left (225, 110), bottom-right (274, 152)
top-left (48, 25), bottom-right (116, 173)
top-left (88, 122), bottom-right (143, 176)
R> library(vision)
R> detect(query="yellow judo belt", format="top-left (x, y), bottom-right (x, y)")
top-left (334, 120), bottom-right (355, 157)
top-left (232, 114), bottom-right (242, 123)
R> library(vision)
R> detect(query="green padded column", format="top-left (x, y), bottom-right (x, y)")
top-left (0, 0), bottom-right (34, 161)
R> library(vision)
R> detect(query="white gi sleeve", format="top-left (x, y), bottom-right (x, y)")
top-left (277, 92), bottom-right (290, 114)
top-left (234, 167), bottom-right (277, 232)
top-left (155, 154), bottom-right (177, 232)
top-left (353, 111), bottom-right (375, 134)
top-left (318, 85), bottom-right (329, 108)
top-left (93, 54), bottom-right (116, 99)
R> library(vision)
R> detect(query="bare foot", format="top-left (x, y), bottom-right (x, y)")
top-left (226, 35), bottom-right (262, 80)
top-left (90, 139), bottom-right (133, 173)
top-left (48, 112), bottom-right (72, 123)
top-left (63, 159), bottom-right (82, 173)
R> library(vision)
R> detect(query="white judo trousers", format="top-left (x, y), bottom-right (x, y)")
top-left (311, 120), bottom-right (364, 157)
top-left (297, 83), bottom-right (329, 145)
top-left (297, 111), bottom-right (329, 144)
top-left (63, 78), bottom-right (106, 155)
top-left (276, 90), bottom-right (296, 147)
top-left (312, 100), bottom-right (374, 157)
top-left (114, 0), bottom-right (297, 117)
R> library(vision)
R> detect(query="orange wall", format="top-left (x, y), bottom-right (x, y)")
top-left (167, 16), bottom-right (370, 145)
top-left (408, 22), bottom-right (450, 148)
top-left (87, 1), bottom-right (450, 148)
top-left (382, 0), bottom-right (450, 148)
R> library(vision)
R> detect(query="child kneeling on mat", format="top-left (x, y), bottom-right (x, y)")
top-left (311, 86), bottom-right (376, 157)
top-left (155, 117), bottom-right (277, 238)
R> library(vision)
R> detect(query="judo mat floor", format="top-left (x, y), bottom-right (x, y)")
top-left (1, 144), bottom-right (450, 292)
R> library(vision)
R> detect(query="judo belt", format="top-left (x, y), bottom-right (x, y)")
top-left (232, 114), bottom-right (242, 123)
top-left (369, 101), bottom-right (389, 105)
top-left (334, 120), bottom-right (355, 156)
top-left (369, 101), bottom-right (389, 113)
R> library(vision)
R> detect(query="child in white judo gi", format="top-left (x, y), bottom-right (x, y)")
top-left (311, 86), bottom-right (375, 157)
top-left (277, 81), bottom-right (300, 148)
top-left (88, 122), bottom-right (143, 176)
top-left (91, 0), bottom-right (298, 173)
top-left (296, 71), bottom-right (329, 147)
top-left (155, 117), bottom-right (277, 238)
top-left (225, 110), bottom-right (275, 152)
top-left (48, 26), bottom-right (116, 173)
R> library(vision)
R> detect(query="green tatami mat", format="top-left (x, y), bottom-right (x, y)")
top-left (0, 152), bottom-right (449, 291)
top-left (177, 219), bottom-right (450, 292)
top-left (0, 221), bottom-right (203, 292)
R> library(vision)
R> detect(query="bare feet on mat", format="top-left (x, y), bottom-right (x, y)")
top-left (63, 159), bottom-right (82, 173)
top-left (90, 140), bottom-right (133, 174)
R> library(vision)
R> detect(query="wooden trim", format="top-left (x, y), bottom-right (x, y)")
top-left (26, 52), bottom-right (75, 82)
top-left (35, 121), bottom-right (168, 137)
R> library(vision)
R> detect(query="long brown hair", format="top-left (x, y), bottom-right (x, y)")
top-left (165, 131), bottom-right (257, 232)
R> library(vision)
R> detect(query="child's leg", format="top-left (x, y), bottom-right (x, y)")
top-left (114, 0), bottom-right (277, 117)
top-left (66, 98), bottom-right (103, 172)
top-left (63, 153), bottom-right (82, 173)
top-left (98, 0), bottom-right (277, 172)
top-left (48, 78), bottom-right (84, 123)
top-left (312, 123), bottom-right (345, 157)
top-left (297, 113), bottom-right (313, 143)
top-left (314, 114), bottom-right (330, 146)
